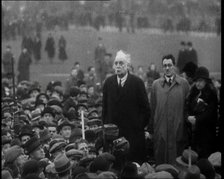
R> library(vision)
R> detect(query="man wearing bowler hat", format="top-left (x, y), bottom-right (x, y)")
top-left (102, 50), bottom-right (151, 164)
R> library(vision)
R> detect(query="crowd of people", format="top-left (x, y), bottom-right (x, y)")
top-left (2, 41), bottom-right (222, 179)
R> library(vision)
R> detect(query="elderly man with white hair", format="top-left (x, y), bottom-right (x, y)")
top-left (102, 50), bottom-right (151, 165)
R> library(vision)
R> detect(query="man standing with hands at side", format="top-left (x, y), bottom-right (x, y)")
top-left (150, 54), bottom-right (190, 165)
top-left (102, 50), bottom-right (151, 164)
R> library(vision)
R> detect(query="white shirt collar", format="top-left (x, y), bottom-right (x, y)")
top-left (117, 73), bottom-right (128, 87)
top-left (164, 75), bottom-right (174, 82)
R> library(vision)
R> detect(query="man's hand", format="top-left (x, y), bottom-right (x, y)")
top-left (145, 131), bottom-right (152, 140)
top-left (188, 116), bottom-right (196, 125)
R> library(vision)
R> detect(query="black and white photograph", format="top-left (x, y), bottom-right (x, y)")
top-left (1, 1), bottom-right (221, 179)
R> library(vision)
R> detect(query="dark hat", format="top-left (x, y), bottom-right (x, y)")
top-left (35, 99), bottom-right (45, 108)
top-left (70, 86), bottom-right (80, 97)
top-left (182, 62), bottom-right (198, 78)
top-left (197, 159), bottom-right (215, 179)
top-left (113, 137), bottom-right (130, 156)
top-left (187, 41), bottom-right (193, 46)
top-left (66, 149), bottom-right (84, 160)
top-left (85, 130), bottom-right (97, 143)
top-left (41, 106), bottom-right (55, 117)
top-left (51, 105), bottom-right (63, 114)
top-left (77, 102), bottom-right (88, 110)
top-left (10, 138), bottom-right (22, 147)
top-left (49, 139), bottom-right (66, 154)
top-left (176, 149), bottom-right (198, 167)
top-left (39, 129), bottom-right (51, 143)
top-left (52, 81), bottom-right (62, 87)
top-left (19, 125), bottom-right (34, 139)
top-left (53, 153), bottom-right (72, 173)
top-left (194, 66), bottom-right (210, 81)
top-left (23, 173), bottom-right (42, 179)
top-left (22, 159), bottom-right (40, 177)
top-left (23, 136), bottom-right (42, 155)
top-left (65, 143), bottom-right (77, 152)
top-left (4, 145), bottom-right (23, 163)
top-left (36, 93), bottom-right (49, 101)
top-left (120, 162), bottom-right (138, 178)
top-left (183, 165), bottom-right (201, 179)
top-left (104, 124), bottom-right (119, 141)
top-left (87, 109), bottom-right (99, 118)
top-left (79, 156), bottom-right (95, 168)
top-left (72, 166), bottom-right (87, 178)
top-left (89, 156), bottom-right (110, 173)
top-left (47, 99), bottom-right (63, 108)
top-left (28, 87), bottom-right (40, 95)
top-left (53, 86), bottom-right (64, 96)
top-left (98, 152), bottom-right (116, 164)
top-left (155, 164), bottom-right (179, 178)
top-left (87, 119), bottom-right (102, 127)
top-left (31, 110), bottom-right (41, 122)
top-left (181, 41), bottom-right (186, 45)
top-left (2, 135), bottom-right (12, 145)
top-left (57, 118), bottom-right (75, 132)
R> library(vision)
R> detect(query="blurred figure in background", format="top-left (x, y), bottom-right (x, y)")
top-left (2, 45), bottom-right (14, 79)
top-left (94, 37), bottom-right (107, 84)
top-left (32, 35), bottom-right (42, 64)
top-left (186, 41), bottom-right (198, 66)
top-left (45, 33), bottom-right (55, 63)
top-left (136, 65), bottom-right (145, 81)
top-left (177, 41), bottom-right (187, 74)
top-left (17, 48), bottom-right (32, 83)
top-left (58, 35), bottom-right (68, 62)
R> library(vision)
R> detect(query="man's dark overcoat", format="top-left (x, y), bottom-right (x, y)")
top-left (45, 37), bottom-right (55, 59)
top-left (102, 73), bottom-right (151, 164)
top-left (17, 51), bottom-right (32, 82)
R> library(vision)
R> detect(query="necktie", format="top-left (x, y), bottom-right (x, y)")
top-left (168, 78), bottom-right (172, 86)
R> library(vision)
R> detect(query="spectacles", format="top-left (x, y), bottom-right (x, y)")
top-left (163, 64), bottom-right (173, 68)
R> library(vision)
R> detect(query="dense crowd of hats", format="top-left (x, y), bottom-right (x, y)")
top-left (1, 62), bottom-right (222, 179)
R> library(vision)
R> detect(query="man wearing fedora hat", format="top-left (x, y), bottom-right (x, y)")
top-left (23, 136), bottom-right (45, 161)
top-left (102, 50), bottom-right (151, 165)
top-left (53, 153), bottom-right (73, 179)
top-left (57, 118), bottom-right (75, 143)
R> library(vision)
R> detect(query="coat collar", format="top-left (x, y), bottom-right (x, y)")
top-left (159, 74), bottom-right (182, 87)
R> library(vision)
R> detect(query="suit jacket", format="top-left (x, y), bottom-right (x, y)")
top-left (102, 73), bottom-right (150, 132)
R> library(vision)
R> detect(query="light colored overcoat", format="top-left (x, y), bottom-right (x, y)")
top-left (150, 74), bottom-right (190, 164)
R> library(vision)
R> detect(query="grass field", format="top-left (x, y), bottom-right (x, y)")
top-left (1, 27), bottom-right (221, 90)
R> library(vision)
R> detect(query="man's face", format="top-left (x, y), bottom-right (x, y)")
top-left (43, 113), bottom-right (54, 122)
top-left (113, 58), bottom-right (128, 77)
top-left (60, 126), bottom-right (72, 139)
top-left (31, 146), bottom-right (45, 160)
top-left (162, 59), bottom-right (175, 77)
top-left (21, 135), bottom-right (31, 145)
top-left (16, 153), bottom-right (28, 167)
top-left (48, 126), bottom-right (57, 137)
top-left (30, 90), bottom-right (40, 99)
